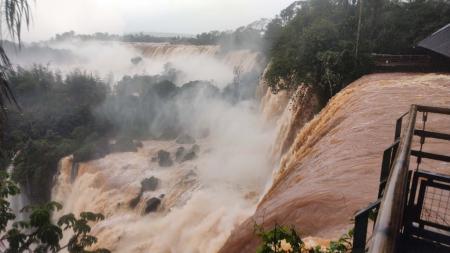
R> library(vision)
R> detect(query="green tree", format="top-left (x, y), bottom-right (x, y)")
top-left (0, 0), bottom-right (31, 125)
top-left (0, 171), bottom-right (109, 252)
top-left (264, 0), bottom-right (450, 100)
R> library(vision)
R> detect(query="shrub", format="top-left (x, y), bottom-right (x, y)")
top-left (255, 223), bottom-right (353, 253)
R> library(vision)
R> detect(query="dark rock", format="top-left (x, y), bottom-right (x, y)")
top-left (131, 56), bottom-right (143, 65)
top-left (157, 150), bottom-right (173, 167)
top-left (141, 176), bottom-right (159, 192)
top-left (129, 191), bottom-right (143, 208)
top-left (181, 145), bottom-right (200, 162)
top-left (144, 197), bottom-right (161, 213)
top-left (182, 151), bottom-right (196, 162)
top-left (176, 134), bottom-right (196, 144)
top-left (175, 147), bottom-right (186, 162)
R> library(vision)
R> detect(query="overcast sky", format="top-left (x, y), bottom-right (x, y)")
top-left (23, 0), bottom-right (294, 41)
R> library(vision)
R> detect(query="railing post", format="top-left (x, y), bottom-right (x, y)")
top-left (395, 117), bottom-right (403, 140)
top-left (352, 212), bottom-right (369, 253)
top-left (369, 105), bottom-right (417, 253)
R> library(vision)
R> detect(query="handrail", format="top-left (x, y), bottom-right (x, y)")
top-left (369, 105), bottom-right (417, 253)
top-left (417, 105), bottom-right (450, 115)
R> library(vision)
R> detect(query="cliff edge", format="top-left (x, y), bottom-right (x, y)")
top-left (219, 73), bottom-right (450, 253)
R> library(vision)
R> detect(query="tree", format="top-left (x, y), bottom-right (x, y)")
top-left (0, 0), bottom-right (31, 125)
top-left (0, 171), bottom-right (109, 252)
top-left (0, 2), bottom-right (110, 252)
top-left (264, 0), bottom-right (450, 100)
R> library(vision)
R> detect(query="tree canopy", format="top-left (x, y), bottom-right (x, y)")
top-left (264, 0), bottom-right (450, 99)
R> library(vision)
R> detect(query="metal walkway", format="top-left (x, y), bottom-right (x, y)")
top-left (352, 105), bottom-right (450, 253)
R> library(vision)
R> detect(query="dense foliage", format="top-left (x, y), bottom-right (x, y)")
top-left (100, 65), bottom-right (256, 139)
top-left (264, 0), bottom-right (450, 99)
top-left (255, 224), bottom-right (353, 253)
top-left (0, 0), bottom-right (31, 127)
top-left (0, 64), bottom-right (252, 204)
top-left (0, 171), bottom-right (109, 252)
top-left (0, 66), bottom-right (111, 203)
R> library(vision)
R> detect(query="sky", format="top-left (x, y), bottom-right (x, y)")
top-left (23, 0), bottom-right (294, 42)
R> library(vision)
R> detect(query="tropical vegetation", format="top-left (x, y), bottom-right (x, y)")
top-left (264, 0), bottom-right (450, 99)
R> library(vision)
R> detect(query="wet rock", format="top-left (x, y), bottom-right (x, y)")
top-left (176, 134), bottom-right (196, 144)
top-left (175, 145), bottom-right (201, 163)
top-left (182, 150), bottom-right (196, 162)
top-left (129, 191), bottom-right (143, 208)
top-left (144, 197), bottom-right (161, 213)
top-left (180, 145), bottom-right (200, 162)
top-left (131, 56), bottom-right (143, 65)
top-left (157, 150), bottom-right (173, 167)
top-left (175, 147), bottom-right (186, 162)
top-left (141, 176), bottom-right (159, 192)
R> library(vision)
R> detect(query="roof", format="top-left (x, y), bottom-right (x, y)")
top-left (418, 24), bottom-right (450, 58)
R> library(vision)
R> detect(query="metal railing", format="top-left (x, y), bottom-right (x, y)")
top-left (352, 105), bottom-right (450, 253)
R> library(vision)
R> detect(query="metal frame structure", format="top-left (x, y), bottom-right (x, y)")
top-left (352, 105), bottom-right (450, 253)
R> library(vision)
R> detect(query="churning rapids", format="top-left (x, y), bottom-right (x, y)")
top-left (7, 41), bottom-right (283, 252)
top-left (8, 40), bottom-right (450, 253)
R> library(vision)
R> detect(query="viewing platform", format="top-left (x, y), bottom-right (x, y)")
top-left (353, 105), bottom-right (450, 253)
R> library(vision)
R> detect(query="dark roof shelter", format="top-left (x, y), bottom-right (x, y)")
top-left (418, 24), bottom-right (450, 58)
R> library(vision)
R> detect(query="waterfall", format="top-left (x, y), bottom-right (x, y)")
top-left (8, 41), bottom-right (266, 89)
top-left (6, 152), bottom-right (29, 222)
top-left (219, 73), bottom-right (450, 253)
top-left (51, 76), bottom-right (279, 253)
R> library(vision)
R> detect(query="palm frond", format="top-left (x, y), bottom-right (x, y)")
top-left (0, 0), bottom-right (30, 121)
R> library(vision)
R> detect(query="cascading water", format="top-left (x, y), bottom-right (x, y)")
top-left (38, 42), bottom-right (277, 253)
top-left (52, 100), bottom-right (277, 252)
top-left (6, 152), bottom-right (29, 222)
top-left (7, 41), bottom-right (265, 88)
top-left (219, 73), bottom-right (450, 253)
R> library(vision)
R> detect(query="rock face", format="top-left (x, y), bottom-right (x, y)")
top-left (129, 192), bottom-right (142, 208)
top-left (269, 84), bottom-right (322, 162)
top-left (157, 150), bottom-right (173, 167)
top-left (219, 73), bottom-right (450, 253)
top-left (175, 145), bottom-right (200, 163)
top-left (141, 176), bottom-right (159, 192)
top-left (144, 197), bottom-right (162, 213)
top-left (175, 147), bottom-right (186, 162)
